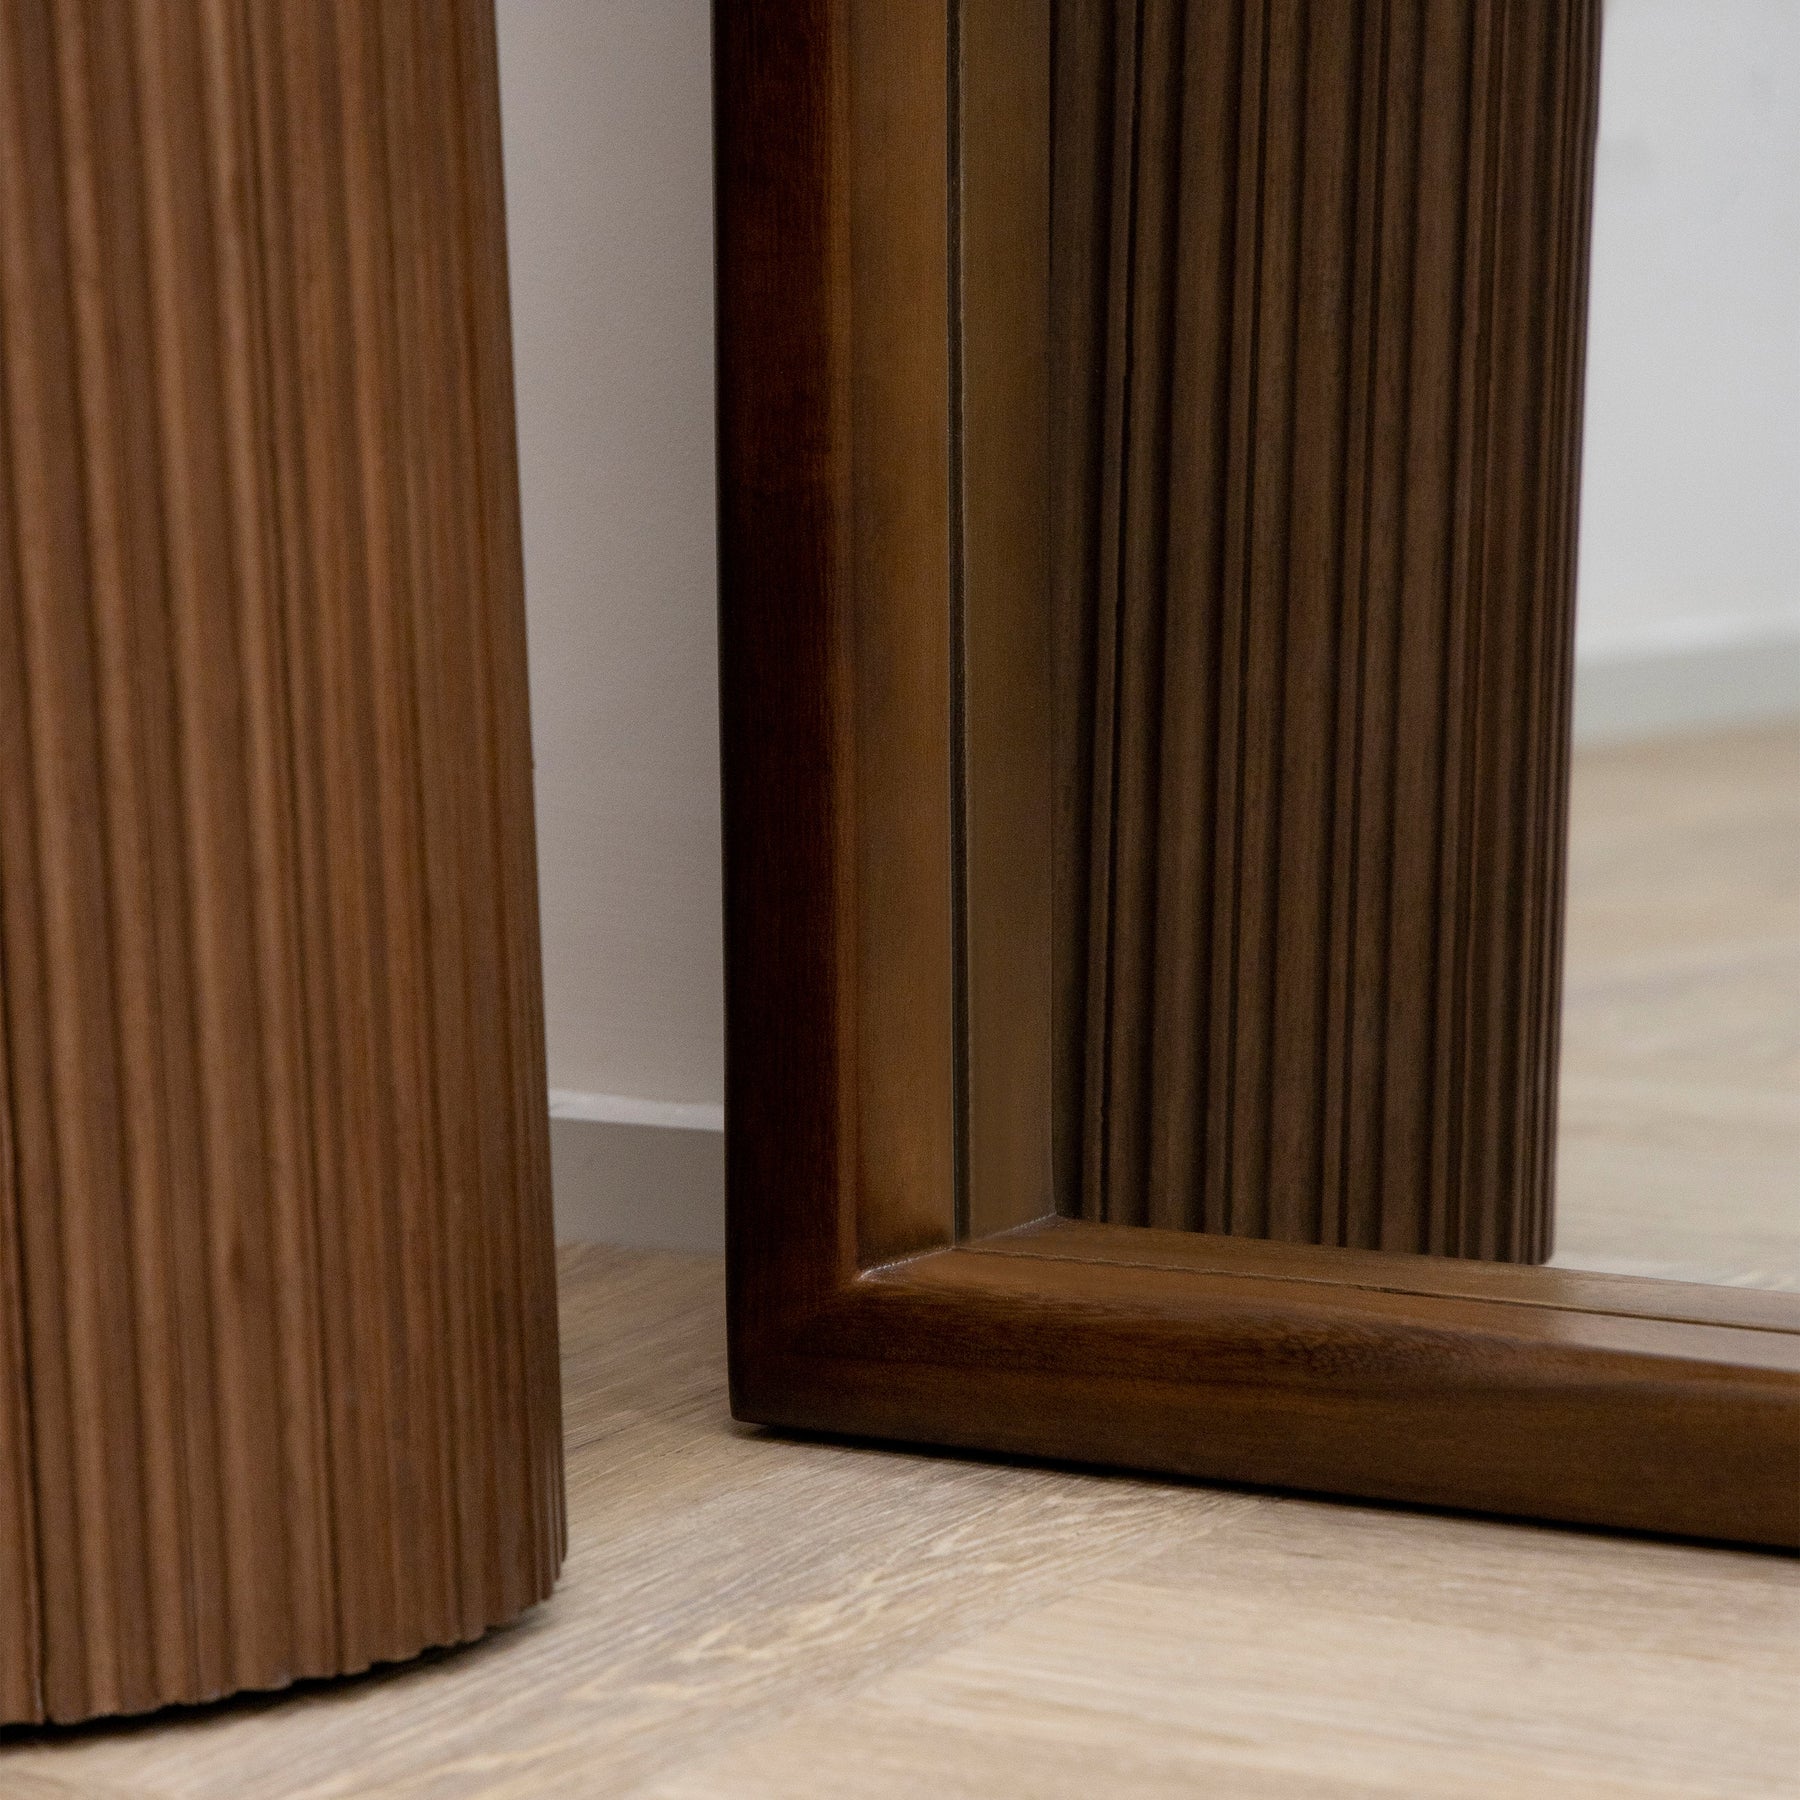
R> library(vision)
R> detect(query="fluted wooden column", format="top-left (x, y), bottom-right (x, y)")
top-left (0, 0), bottom-right (562, 1726)
top-left (1047, 0), bottom-right (1601, 1259)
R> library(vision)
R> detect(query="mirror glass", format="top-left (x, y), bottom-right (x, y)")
top-left (1555, 0), bottom-right (1797, 1287)
top-left (954, 0), bottom-right (1798, 1288)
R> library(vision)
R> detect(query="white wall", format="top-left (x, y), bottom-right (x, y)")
top-left (496, 1), bottom-right (723, 1127)
top-left (1574, 0), bottom-right (1800, 734)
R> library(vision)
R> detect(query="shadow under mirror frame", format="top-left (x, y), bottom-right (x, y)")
top-left (715, 0), bottom-right (1800, 1549)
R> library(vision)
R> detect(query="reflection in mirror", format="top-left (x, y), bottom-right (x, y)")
top-left (956, 0), bottom-right (1797, 1286)
top-left (1552, 0), bottom-right (1799, 1289)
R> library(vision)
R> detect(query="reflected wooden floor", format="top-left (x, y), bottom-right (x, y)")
top-left (5, 1244), bottom-right (1797, 1798)
top-left (1552, 722), bottom-right (1800, 1287)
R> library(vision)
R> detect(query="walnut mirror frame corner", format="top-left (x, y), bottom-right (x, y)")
top-left (714, 0), bottom-right (1800, 1550)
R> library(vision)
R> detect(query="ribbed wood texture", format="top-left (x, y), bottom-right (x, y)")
top-left (0, 0), bottom-right (562, 1726)
top-left (1050, 0), bottom-right (1601, 1257)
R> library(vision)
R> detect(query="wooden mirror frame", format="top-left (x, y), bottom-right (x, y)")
top-left (714, 0), bottom-right (1799, 1549)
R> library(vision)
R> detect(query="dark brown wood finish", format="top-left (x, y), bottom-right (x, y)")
top-left (0, 984), bottom-right (33, 1724)
top-left (1044, 0), bottom-right (1595, 1258)
top-left (0, 0), bottom-right (562, 1725)
top-left (845, 0), bottom-right (961, 1270)
top-left (958, 0), bottom-right (1055, 1242)
top-left (717, 0), bottom-right (1800, 1552)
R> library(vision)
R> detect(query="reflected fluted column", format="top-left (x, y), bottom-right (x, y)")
top-left (1049, 0), bottom-right (1602, 1259)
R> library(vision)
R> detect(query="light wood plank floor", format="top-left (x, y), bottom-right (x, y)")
top-left (5, 1243), bottom-right (1797, 1798)
top-left (1553, 723), bottom-right (1800, 1287)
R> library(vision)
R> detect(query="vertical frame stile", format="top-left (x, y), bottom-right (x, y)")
top-left (842, 0), bottom-right (960, 1269)
top-left (717, 0), bottom-right (865, 1388)
top-left (957, 0), bottom-right (1055, 1240)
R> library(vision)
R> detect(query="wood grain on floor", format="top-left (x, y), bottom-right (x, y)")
top-left (4, 1244), bottom-right (1795, 1798)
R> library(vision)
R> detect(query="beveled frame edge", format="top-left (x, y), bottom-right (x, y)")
top-left (714, 0), bottom-right (1800, 1550)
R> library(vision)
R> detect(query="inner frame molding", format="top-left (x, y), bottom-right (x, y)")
top-left (716, 0), bottom-right (1799, 1550)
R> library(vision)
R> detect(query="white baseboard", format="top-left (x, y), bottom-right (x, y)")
top-left (1573, 622), bottom-right (1800, 745)
top-left (548, 1090), bottom-right (725, 1252)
